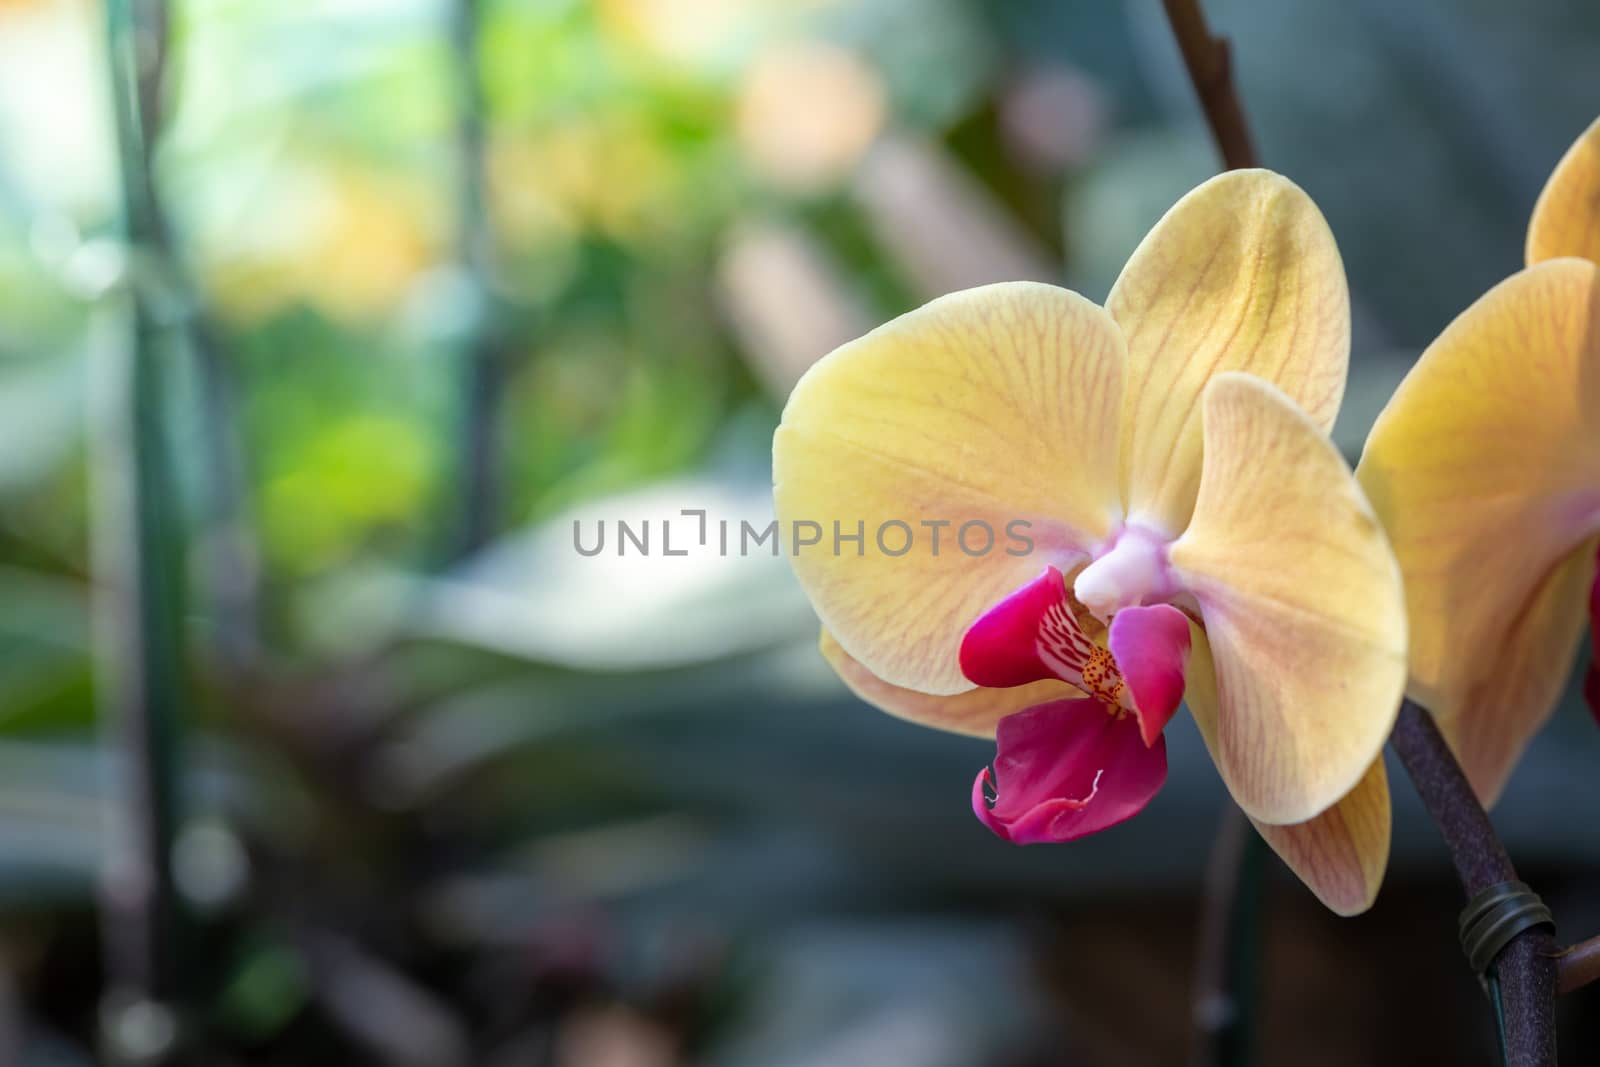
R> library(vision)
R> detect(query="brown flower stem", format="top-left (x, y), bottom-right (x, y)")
top-left (1556, 934), bottom-right (1600, 995)
top-left (1160, 0), bottom-right (1259, 170)
top-left (1390, 700), bottom-right (1557, 1067)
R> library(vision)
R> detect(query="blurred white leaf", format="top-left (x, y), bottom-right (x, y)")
top-left (395, 476), bottom-right (816, 671)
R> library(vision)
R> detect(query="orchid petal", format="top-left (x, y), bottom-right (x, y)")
top-left (1107, 603), bottom-right (1192, 747)
top-left (1444, 537), bottom-right (1598, 805)
top-left (1170, 373), bottom-right (1406, 825)
top-left (774, 282), bottom-right (1127, 693)
top-left (973, 698), bottom-right (1167, 844)
top-left (1356, 259), bottom-right (1600, 803)
top-left (1255, 760), bottom-right (1391, 916)
top-left (1107, 171), bottom-right (1349, 534)
top-left (958, 566), bottom-right (1084, 690)
top-left (1186, 623), bottom-right (1390, 915)
top-left (820, 628), bottom-right (1078, 737)
top-left (1527, 117), bottom-right (1600, 267)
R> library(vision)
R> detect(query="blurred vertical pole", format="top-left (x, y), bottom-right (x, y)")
top-left (188, 314), bottom-right (261, 669)
top-left (134, 0), bottom-right (261, 669)
top-left (1189, 815), bottom-right (1266, 1067)
top-left (98, 0), bottom-right (188, 1060)
top-left (445, 0), bottom-right (502, 560)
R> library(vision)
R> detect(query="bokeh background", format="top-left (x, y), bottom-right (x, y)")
top-left (1, 0), bottom-right (1599, 1063)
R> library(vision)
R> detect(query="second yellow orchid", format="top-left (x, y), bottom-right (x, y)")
top-left (1357, 116), bottom-right (1600, 807)
top-left (773, 170), bottom-right (1406, 914)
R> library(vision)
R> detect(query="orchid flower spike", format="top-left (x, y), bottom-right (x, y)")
top-left (1356, 116), bottom-right (1600, 807)
top-left (774, 170), bottom-right (1407, 915)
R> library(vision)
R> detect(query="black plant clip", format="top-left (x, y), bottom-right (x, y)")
top-left (1459, 880), bottom-right (1555, 981)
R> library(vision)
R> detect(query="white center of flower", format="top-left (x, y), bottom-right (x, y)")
top-left (1073, 523), bottom-right (1178, 621)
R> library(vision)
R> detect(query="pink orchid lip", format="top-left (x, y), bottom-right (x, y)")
top-left (958, 566), bottom-right (1191, 741)
top-left (962, 565), bottom-right (1193, 845)
top-left (1108, 603), bottom-right (1191, 746)
top-left (959, 567), bottom-right (1096, 691)
top-left (972, 698), bottom-right (1167, 844)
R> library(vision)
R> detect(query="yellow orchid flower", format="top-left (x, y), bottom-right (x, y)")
top-left (773, 170), bottom-right (1407, 914)
top-left (1357, 116), bottom-right (1600, 807)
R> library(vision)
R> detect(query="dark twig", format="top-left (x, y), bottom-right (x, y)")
top-left (1556, 933), bottom-right (1600, 996)
top-left (445, 0), bottom-right (503, 560)
top-left (1390, 700), bottom-right (1557, 1067)
top-left (1189, 811), bottom-right (1266, 1067)
top-left (99, 0), bottom-right (189, 1057)
top-left (1160, 0), bottom-right (1259, 170)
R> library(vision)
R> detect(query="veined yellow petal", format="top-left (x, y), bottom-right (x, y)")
top-left (1170, 374), bottom-right (1406, 825)
top-left (1256, 760), bottom-right (1390, 916)
top-left (1186, 624), bottom-right (1390, 915)
top-left (774, 282), bottom-right (1127, 694)
top-left (1107, 170), bottom-right (1349, 535)
top-left (1356, 258), bottom-right (1600, 804)
top-left (1528, 117), bottom-right (1600, 267)
top-left (819, 629), bottom-right (1080, 737)
top-left (1447, 538), bottom-right (1598, 805)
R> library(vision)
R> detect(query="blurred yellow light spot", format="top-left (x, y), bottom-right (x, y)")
top-left (491, 116), bottom-right (675, 242)
top-left (207, 168), bottom-right (440, 324)
top-left (599, 0), bottom-right (830, 67)
top-left (600, 0), bottom-right (747, 63)
top-left (736, 40), bottom-right (886, 192)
